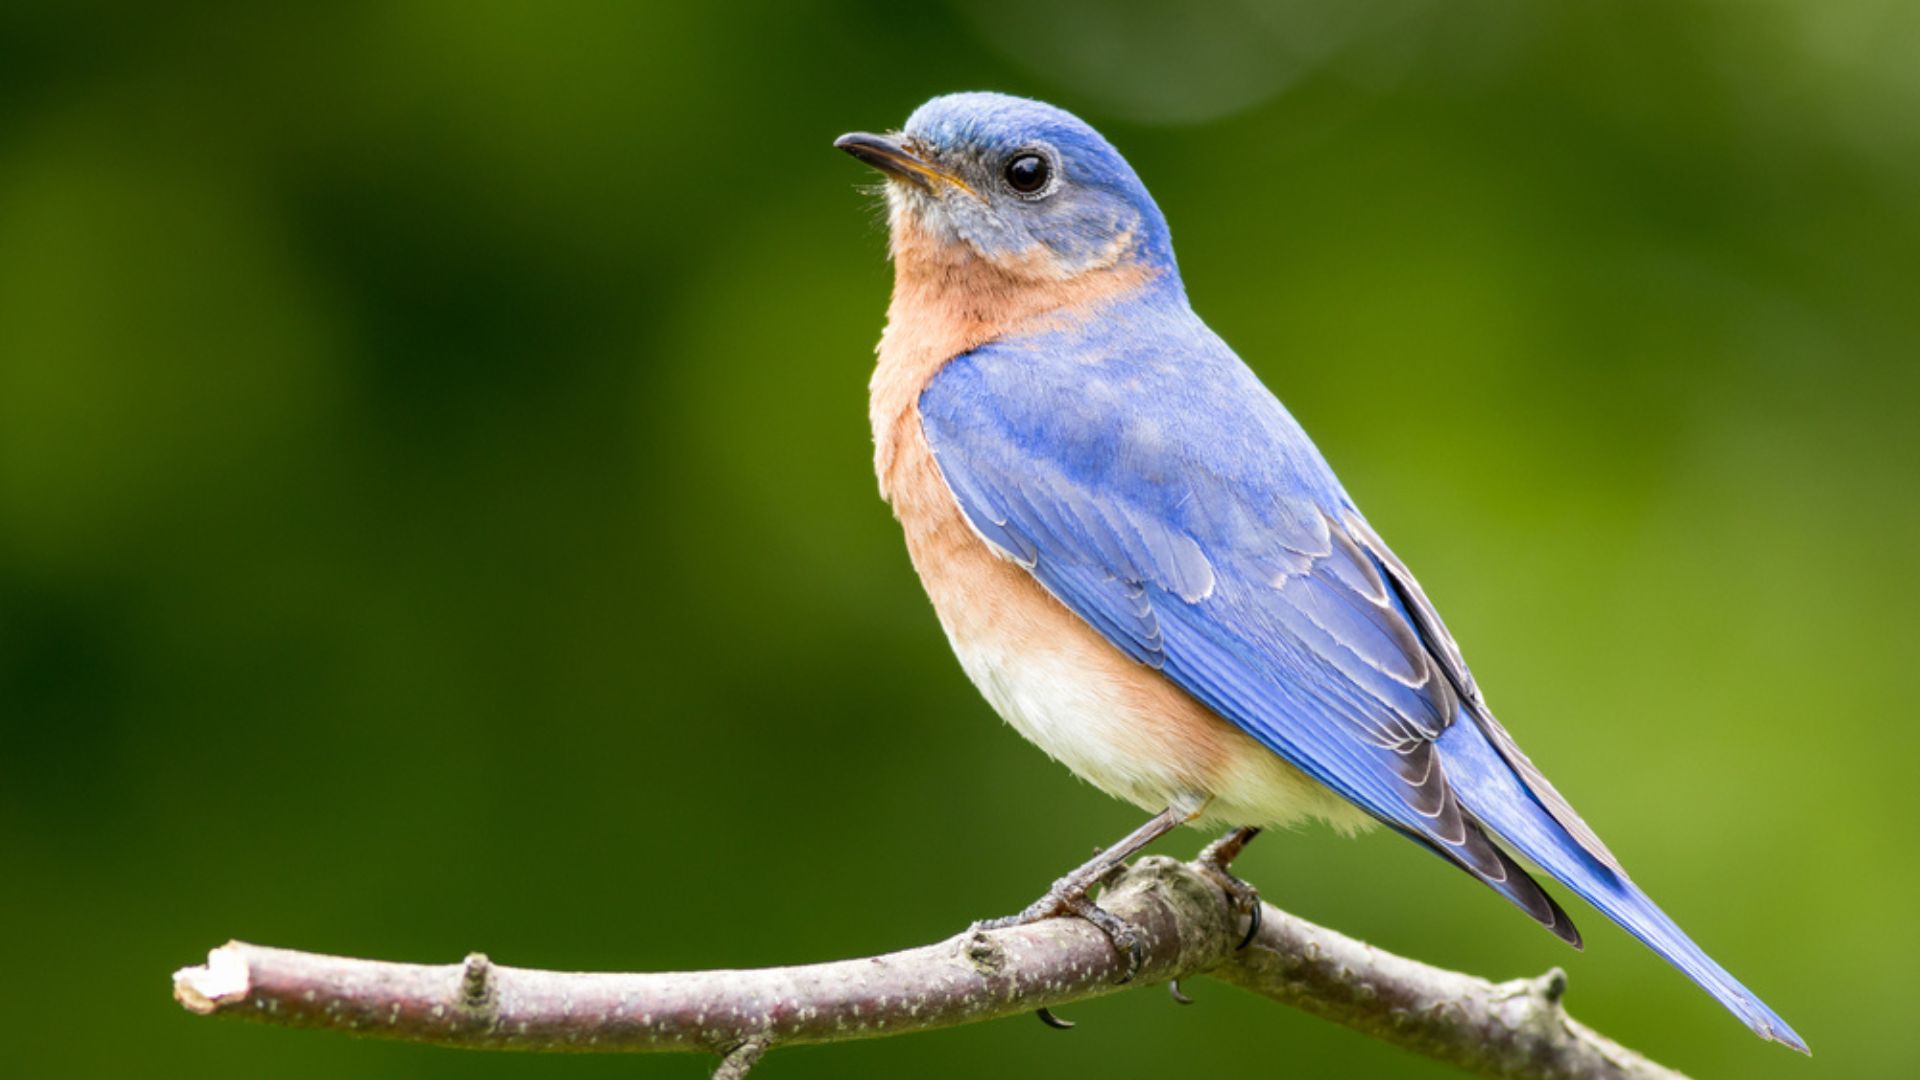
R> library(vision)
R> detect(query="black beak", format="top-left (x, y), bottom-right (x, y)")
top-left (833, 132), bottom-right (977, 197)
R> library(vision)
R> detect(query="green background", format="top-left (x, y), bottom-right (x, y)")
top-left (4, 2), bottom-right (1915, 1077)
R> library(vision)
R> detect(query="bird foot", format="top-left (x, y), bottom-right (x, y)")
top-left (1195, 826), bottom-right (1263, 949)
top-left (975, 867), bottom-right (1148, 983)
top-left (971, 806), bottom-right (1195, 1005)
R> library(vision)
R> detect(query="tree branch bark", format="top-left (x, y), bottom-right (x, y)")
top-left (171, 854), bottom-right (1682, 1079)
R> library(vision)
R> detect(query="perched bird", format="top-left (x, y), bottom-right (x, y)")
top-left (835, 92), bottom-right (1803, 1051)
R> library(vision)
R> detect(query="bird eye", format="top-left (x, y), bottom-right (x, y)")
top-left (1004, 152), bottom-right (1050, 195)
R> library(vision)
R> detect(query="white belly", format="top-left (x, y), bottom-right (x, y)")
top-left (948, 620), bottom-right (1371, 835)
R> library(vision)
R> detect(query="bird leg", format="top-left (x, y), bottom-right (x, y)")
top-left (976, 805), bottom-right (1188, 983)
top-left (1195, 825), bottom-right (1263, 949)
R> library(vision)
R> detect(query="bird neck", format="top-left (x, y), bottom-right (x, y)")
top-left (868, 217), bottom-right (1170, 502)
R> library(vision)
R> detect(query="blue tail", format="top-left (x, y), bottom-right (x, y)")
top-left (1435, 717), bottom-right (1808, 1053)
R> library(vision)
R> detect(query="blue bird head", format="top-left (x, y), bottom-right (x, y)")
top-left (836, 93), bottom-right (1177, 281)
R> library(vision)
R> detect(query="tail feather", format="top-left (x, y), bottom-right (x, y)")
top-left (1435, 717), bottom-right (1808, 1053)
top-left (1388, 818), bottom-right (1585, 948)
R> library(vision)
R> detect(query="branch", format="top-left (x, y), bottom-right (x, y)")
top-left (172, 855), bottom-right (1682, 1079)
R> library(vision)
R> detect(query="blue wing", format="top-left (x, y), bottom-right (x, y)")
top-left (917, 315), bottom-right (1805, 1050)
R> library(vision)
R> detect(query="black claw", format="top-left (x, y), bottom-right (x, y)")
top-left (1168, 979), bottom-right (1195, 1005)
top-left (1036, 1007), bottom-right (1075, 1029)
top-left (1238, 898), bottom-right (1262, 950)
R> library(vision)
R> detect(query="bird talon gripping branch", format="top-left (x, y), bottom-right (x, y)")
top-left (974, 876), bottom-right (1145, 982)
top-left (1061, 892), bottom-right (1146, 983)
top-left (1195, 827), bottom-right (1265, 950)
top-left (838, 92), bottom-right (1804, 1053)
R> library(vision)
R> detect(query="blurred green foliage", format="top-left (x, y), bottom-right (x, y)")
top-left (3, 2), bottom-right (1916, 1076)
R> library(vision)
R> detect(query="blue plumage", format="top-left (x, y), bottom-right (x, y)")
top-left (921, 283), bottom-right (1805, 1050)
top-left (848, 91), bottom-right (1804, 1052)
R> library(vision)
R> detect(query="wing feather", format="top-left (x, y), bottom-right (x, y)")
top-left (920, 339), bottom-right (1587, 940)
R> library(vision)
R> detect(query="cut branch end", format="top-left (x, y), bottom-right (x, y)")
top-left (173, 942), bottom-right (252, 1015)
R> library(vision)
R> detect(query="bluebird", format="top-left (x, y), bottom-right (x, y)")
top-left (835, 92), bottom-right (1803, 1051)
